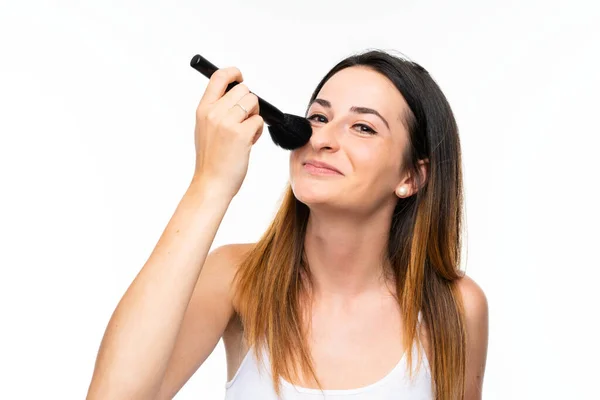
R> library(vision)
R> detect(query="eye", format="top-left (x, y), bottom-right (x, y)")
top-left (307, 114), bottom-right (378, 135)
top-left (307, 113), bottom-right (328, 123)
top-left (354, 124), bottom-right (377, 135)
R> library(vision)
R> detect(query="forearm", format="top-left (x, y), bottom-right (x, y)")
top-left (88, 180), bottom-right (231, 399)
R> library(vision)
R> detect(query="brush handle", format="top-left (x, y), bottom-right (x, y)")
top-left (190, 54), bottom-right (284, 126)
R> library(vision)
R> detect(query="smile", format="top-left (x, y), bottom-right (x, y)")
top-left (302, 162), bottom-right (344, 176)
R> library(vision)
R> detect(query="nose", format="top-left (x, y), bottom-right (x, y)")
top-left (309, 120), bottom-right (341, 152)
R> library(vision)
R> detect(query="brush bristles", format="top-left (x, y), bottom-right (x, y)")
top-left (267, 114), bottom-right (312, 150)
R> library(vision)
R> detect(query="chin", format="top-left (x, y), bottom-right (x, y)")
top-left (290, 176), bottom-right (338, 206)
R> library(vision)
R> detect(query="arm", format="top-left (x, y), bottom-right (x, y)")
top-left (153, 242), bottom-right (253, 399)
top-left (457, 274), bottom-right (489, 400)
top-left (87, 180), bottom-right (233, 399)
top-left (87, 64), bottom-right (264, 399)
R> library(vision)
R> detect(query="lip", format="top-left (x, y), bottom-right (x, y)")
top-left (302, 159), bottom-right (344, 175)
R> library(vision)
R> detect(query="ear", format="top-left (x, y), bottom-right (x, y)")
top-left (395, 158), bottom-right (429, 198)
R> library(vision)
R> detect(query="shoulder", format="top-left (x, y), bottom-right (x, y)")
top-left (208, 242), bottom-right (255, 266)
top-left (205, 242), bottom-right (256, 307)
top-left (204, 242), bottom-right (256, 287)
top-left (455, 273), bottom-right (488, 322)
top-left (454, 273), bottom-right (489, 398)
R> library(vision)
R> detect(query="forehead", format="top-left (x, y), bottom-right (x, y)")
top-left (313, 66), bottom-right (409, 120)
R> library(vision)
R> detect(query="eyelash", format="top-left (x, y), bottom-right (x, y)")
top-left (307, 114), bottom-right (378, 135)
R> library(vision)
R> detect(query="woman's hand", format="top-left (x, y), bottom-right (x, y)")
top-left (192, 67), bottom-right (264, 199)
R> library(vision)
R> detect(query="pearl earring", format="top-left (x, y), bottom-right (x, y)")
top-left (397, 186), bottom-right (408, 197)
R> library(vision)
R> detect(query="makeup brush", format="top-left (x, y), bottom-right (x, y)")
top-left (190, 54), bottom-right (312, 150)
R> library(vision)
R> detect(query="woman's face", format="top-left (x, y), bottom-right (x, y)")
top-left (289, 66), bottom-right (412, 213)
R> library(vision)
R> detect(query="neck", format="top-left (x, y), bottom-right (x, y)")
top-left (303, 206), bottom-right (395, 301)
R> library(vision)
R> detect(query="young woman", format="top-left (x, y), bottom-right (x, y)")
top-left (88, 50), bottom-right (488, 400)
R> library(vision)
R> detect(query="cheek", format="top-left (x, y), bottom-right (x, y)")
top-left (289, 149), bottom-right (303, 172)
top-left (289, 148), bottom-right (312, 185)
top-left (348, 145), bottom-right (386, 178)
top-left (348, 145), bottom-right (376, 167)
top-left (350, 147), bottom-right (401, 191)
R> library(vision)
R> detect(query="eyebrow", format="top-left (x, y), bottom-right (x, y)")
top-left (310, 98), bottom-right (390, 130)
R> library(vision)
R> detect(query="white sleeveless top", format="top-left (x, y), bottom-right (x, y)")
top-left (224, 313), bottom-right (433, 399)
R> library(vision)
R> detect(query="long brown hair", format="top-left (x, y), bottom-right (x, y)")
top-left (232, 49), bottom-right (467, 399)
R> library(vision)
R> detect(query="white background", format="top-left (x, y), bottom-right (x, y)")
top-left (1, 0), bottom-right (598, 398)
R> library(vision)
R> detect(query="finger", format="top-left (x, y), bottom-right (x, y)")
top-left (212, 83), bottom-right (251, 116)
top-left (241, 114), bottom-right (264, 144)
top-left (225, 92), bottom-right (260, 124)
top-left (251, 123), bottom-right (264, 145)
top-left (199, 67), bottom-right (243, 106)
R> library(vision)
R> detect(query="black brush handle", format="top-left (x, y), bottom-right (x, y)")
top-left (190, 54), bottom-right (284, 126)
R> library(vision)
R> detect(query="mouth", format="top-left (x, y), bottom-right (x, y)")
top-left (302, 160), bottom-right (344, 176)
